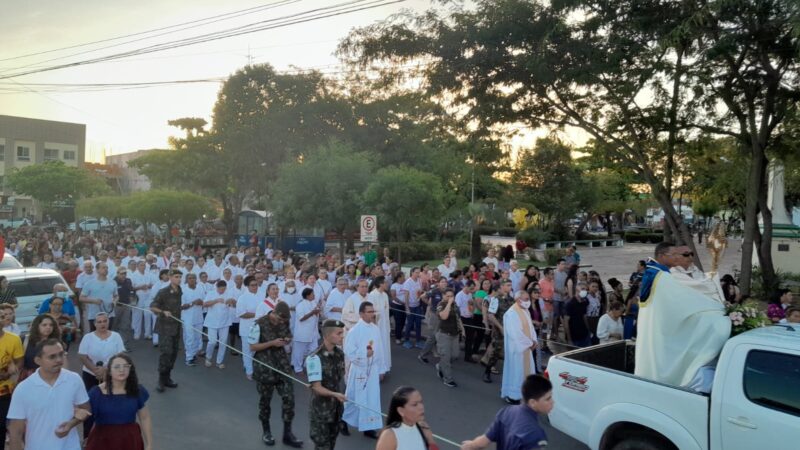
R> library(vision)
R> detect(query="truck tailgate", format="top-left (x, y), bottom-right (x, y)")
top-left (548, 348), bottom-right (709, 450)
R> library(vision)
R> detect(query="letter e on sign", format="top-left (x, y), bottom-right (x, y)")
top-left (361, 215), bottom-right (378, 242)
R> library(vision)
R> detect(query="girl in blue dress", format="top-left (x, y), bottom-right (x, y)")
top-left (86, 353), bottom-right (152, 450)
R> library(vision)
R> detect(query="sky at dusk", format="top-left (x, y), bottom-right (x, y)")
top-left (0, 0), bottom-right (566, 162)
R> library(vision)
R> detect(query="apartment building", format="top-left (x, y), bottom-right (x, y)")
top-left (0, 114), bottom-right (86, 219)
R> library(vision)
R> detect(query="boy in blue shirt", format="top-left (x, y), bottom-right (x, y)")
top-left (462, 374), bottom-right (553, 450)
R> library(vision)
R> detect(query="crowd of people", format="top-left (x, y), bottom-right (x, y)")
top-left (1, 223), bottom-right (785, 450)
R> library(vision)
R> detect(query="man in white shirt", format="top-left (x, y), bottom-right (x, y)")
top-left (131, 260), bottom-right (154, 340)
top-left (79, 262), bottom-right (118, 331)
top-left (181, 274), bottom-right (205, 366)
top-left (236, 275), bottom-right (261, 381)
top-left (342, 302), bottom-right (383, 438)
top-left (314, 268), bottom-right (332, 306)
top-left (205, 254), bottom-right (226, 283)
top-left (292, 288), bottom-right (321, 373)
top-left (482, 248), bottom-right (499, 269)
top-left (75, 261), bottom-right (96, 296)
top-left (455, 280), bottom-right (477, 362)
top-left (76, 248), bottom-right (96, 269)
top-left (120, 247), bottom-right (139, 269)
top-left (324, 278), bottom-right (350, 321)
top-left (509, 260), bottom-right (524, 292)
top-left (8, 339), bottom-right (90, 450)
top-left (400, 267), bottom-right (424, 349)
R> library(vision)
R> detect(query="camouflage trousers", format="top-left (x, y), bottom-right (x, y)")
top-left (257, 378), bottom-right (295, 424)
top-left (481, 330), bottom-right (504, 369)
top-left (310, 420), bottom-right (339, 450)
top-left (158, 332), bottom-right (180, 375)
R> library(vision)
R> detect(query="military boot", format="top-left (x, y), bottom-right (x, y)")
top-left (282, 421), bottom-right (303, 448)
top-left (261, 422), bottom-right (275, 446)
top-left (156, 373), bottom-right (166, 393)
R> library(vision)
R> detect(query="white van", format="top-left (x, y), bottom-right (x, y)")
top-left (3, 268), bottom-right (74, 335)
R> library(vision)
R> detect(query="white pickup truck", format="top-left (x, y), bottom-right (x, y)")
top-left (547, 325), bottom-right (800, 450)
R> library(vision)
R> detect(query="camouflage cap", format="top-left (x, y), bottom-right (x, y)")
top-left (322, 319), bottom-right (345, 329)
top-left (273, 302), bottom-right (290, 321)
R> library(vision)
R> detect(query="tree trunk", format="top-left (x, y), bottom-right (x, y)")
top-left (653, 188), bottom-right (704, 270)
top-left (575, 214), bottom-right (591, 239)
top-left (470, 224), bottom-right (482, 265)
top-left (337, 228), bottom-right (346, 263)
top-left (740, 151), bottom-right (776, 297)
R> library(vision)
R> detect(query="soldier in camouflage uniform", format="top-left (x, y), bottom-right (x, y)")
top-left (306, 319), bottom-right (346, 450)
top-left (249, 302), bottom-right (302, 448)
top-left (482, 279), bottom-right (515, 383)
top-left (150, 269), bottom-right (184, 393)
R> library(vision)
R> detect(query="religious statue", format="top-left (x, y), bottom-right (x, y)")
top-left (706, 221), bottom-right (727, 278)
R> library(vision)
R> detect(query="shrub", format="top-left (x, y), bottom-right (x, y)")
top-left (516, 228), bottom-right (553, 247)
top-left (544, 248), bottom-right (567, 266)
top-left (383, 241), bottom-right (476, 264)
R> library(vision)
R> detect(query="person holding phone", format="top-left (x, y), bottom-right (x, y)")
top-left (249, 302), bottom-right (302, 448)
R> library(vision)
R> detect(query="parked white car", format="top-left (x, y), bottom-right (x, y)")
top-left (4, 268), bottom-right (74, 335)
top-left (67, 218), bottom-right (111, 231)
top-left (547, 326), bottom-right (800, 450)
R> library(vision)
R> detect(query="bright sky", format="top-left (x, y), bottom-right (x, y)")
top-left (0, 0), bottom-right (438, 162)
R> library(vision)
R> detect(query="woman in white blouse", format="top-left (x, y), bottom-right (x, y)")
top-left (376, 386), bottom-right (437, 450)
top-left (596, 301), bottom-right (625, 344)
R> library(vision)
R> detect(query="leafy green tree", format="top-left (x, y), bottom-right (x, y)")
top-left (271, 141), bottom-right (373, 260)
top-left (76, 195), bottom-right (129, 222)
top-left (7, 161), bottom-right (110, 222)
top-left (362, 166), bottom-right (446, 263)
top-left (131, 64), bottom-right (356, 238)
top-left (513, 138), bottom-right (587, 238)
top-left (124, 190), bottom-right (214, 231)
top-left (339, 0), bottom-right (706, 264)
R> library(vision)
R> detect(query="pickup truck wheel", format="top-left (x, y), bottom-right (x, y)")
top-left (611, 435), bottom-right (674, 450)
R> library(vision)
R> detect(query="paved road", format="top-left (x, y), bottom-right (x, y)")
top-left (70, 336), bottom-right (588, 450)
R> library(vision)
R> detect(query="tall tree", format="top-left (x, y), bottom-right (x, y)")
top-left (271, 140), bottom-right (374, 260)
top-left (339, 0), bottom-right (706, 266)
top-left (684, 0), bottom-right (800, 294)
top-left (7, 161), bottom-right (110, 222)
top-left (362, 166), bottom-right (446, 263)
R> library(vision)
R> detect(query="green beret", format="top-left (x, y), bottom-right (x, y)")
top-left (322, 319), bottom-right (345, 329)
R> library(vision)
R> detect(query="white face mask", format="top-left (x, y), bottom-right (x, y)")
top-left (521, 300), bottom-right (531, 309)
top-left (579, 290), bottom-right (588, 298)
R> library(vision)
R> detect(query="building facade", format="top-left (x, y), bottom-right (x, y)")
top-left (105, 149), bottom-right (160, 194)
top-left (0, 115), bottom-right (86, 219)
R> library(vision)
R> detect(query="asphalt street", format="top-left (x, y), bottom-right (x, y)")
top-left (69, 336), bottom-right (588, 450)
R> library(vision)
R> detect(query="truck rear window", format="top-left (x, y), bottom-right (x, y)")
top-left (743, 350), bottom-right (800, 416)
top-left (9, 277), bottom-right (63, 297)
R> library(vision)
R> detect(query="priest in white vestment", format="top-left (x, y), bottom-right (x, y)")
top-left (635, 244), bottom-right (730, 390)
top-left (341, 279), bottom-right (369, 331)
top-left (367, 276), bottom-right (392, 375)
top-left (501, 290), bottom-right (538, 403)
top-left (342, 301), bottom-right (383, 436)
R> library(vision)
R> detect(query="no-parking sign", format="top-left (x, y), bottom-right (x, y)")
top-left (361, 215), bottom-right (378, 242)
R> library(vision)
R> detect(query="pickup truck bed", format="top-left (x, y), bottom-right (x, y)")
top-left (548, 341), bottom-right (709, 450)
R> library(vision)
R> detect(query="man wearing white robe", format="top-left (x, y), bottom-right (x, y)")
top-left (342, 301), bottom-right (383, 437)
top-left (635, 243), bottom-right (730, 391)
top-left (341, 280), bottom-right (369, 331)
top-left (668, 246), bottom-right (726, 304)
top-left (367, 276), bottom-right (391, 375)
top-left (501, 290), bottom-right (538, 404)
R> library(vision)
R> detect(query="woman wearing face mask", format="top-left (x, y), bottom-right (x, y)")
top-left (376, 386), bottom-right (438, 450)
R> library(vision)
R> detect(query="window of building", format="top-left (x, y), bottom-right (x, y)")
top-left (63, 150), bottom-right (76, 160)
top-left (744, 350), bottom-right (800, 416)
top-left (44, 148), bottom-right (59, 161)
top-left (16, 146), bottom-right (30, 161)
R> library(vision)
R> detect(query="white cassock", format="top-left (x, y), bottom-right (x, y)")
top-left (501, 303), bottom-right (537, 401)
top-left (368, 289), bottom-right (391, 374)
top-left (343, 319), bottom-right (383, 432)
top-left (342, 293), bottom-right (368, 331)
top-left (635, 270), bottom-right (730, 388)
top-left (670, 265), bottom-right (726, 304)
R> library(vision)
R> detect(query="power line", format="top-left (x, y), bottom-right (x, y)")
top-left (0, 0), bottom-right (405, 80)
top-left (0, 0), bottom-right (300, 64)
